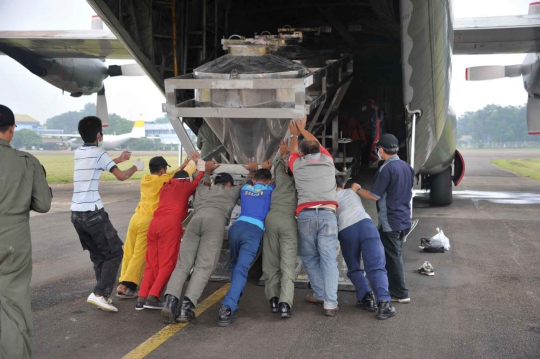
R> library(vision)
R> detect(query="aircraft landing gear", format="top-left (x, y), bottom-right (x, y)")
top-left (428, 166), bottom-right (453, 206)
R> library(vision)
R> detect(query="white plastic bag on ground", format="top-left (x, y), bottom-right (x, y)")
top-left (432, 228), bottom-right (451, 251)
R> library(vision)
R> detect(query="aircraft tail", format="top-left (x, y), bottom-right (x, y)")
top-left (91, 15), bottom-right (103, 30)
top-left (131, 120), bottom-right (146, 138)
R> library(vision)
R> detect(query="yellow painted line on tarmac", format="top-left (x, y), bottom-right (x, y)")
top-left (122, 283), bottom-right (230, 359)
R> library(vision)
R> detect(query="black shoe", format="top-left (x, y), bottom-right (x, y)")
top-left (135, 301), bottom-right (145, 311)
top-left (376, 300), bottom-right (396, 320)
top-left (161, 295), bottom-right (179, 324)
top-left (270, 297), bottom-right (279, 314)
top-left (143, 298), bottom-right (164, 310)
top-left (279, 302), bottom-right (291, 318)
top-left (218, 306), bottom-right (235, 327)
top-left (177, 297), bottom-right (196, 323)
top-left (356, 292), bottom-right (378, 312)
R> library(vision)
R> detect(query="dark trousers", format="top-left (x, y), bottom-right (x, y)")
top-left (339, 219), bottom-right (391, 302)
top-left (71, 209), bottom-right (123, 297)
top-left (222, 221), bottom-right (263, 313)
top-left (379, 227), bottom-right (409, 299)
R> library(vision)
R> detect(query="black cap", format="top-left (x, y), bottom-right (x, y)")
top-left (214, 172), bottom-right (234, 186)
top-left (0, 105), bottom-right (15, 127)
top-left (173, 170), bottom-right (190, 179)
top-left (377, 133), bottom-right (399, 149)
top-left (149, 156), bottom-right (170, 168)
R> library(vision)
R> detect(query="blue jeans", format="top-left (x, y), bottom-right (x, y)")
top-left (339, 219), bottom-right (391, 302)
top-left (297, 209), bottom-right (339, 309)
top-left (222, 221), bottom-right (263, 313)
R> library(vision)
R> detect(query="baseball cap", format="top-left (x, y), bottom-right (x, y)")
top-left (214, 172), bottom-right (234, 186)
top-left (149, 156), bottom-right (170, 168)
top-left (0, 105), bottom-right (15, 127)
top-left (377, 133), bottom-right (399, 149)
top-left (173, 170), bottom-right (190, 179)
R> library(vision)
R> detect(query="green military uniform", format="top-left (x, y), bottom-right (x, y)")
top-left (0, 139), bottom-right (52, 359)
top-left (262, 157), bottom-right (298, 307)
top-left (197, 121), bottom-right (224, 159)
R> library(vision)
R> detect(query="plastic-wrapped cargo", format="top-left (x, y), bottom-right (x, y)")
top-left (193, 43), bottom-right (309, 164)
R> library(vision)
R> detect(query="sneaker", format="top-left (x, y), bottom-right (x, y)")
top-left (376, 300), bottom-right (396, 320)
top-left (356, 292), bottom-right (378, 312)
top-left (135, 301), bottom-right (145, 311)
top-left (143, 299), bottom-right (164, 310)
top-left (177, 297), bottom-right (196, 323)
top-left (87, 293), bottom-right (118, 312)
top-left (305, 294), bottom-right (324, 305)
top-left (117, 288), bottom-right (137, 299)
top-left (323, 306), bottom-right (340, 317)
top-left (391, 296), bottom-right (411, 304)
top-left (416, 261), bottom-right (435, 276)
top-left (96, 297), bottom-right (114, 309)
top-left (218, 306), bottom-right (236, 327)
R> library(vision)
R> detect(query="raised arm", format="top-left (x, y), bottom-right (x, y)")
top-left (113, 151), bottom-right (132, 164)
top-left (296, 116), bottom-right (320, 144)
top-left (288, 121), bottom-right (301, 154)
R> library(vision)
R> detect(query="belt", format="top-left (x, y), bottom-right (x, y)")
top-left (302, 207), bottom-right (336, 215)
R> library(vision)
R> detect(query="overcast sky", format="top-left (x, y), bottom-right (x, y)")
top-left (0, 0), bottom-right (533, 123)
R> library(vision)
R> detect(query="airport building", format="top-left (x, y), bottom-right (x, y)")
top-left (14, 114), bottom-right (40, 131)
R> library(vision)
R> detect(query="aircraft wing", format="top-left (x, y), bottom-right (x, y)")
top-left (46, 134), bottom-right (82, 138)
top-left (0, 30), bottom-right (130, 59)
top-left (454, 15), bottom-right (540, 55)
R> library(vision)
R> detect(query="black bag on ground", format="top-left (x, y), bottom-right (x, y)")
top-left (419, 237), bottom-right (445, 253)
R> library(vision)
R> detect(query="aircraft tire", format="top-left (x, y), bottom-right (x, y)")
top-left (429, 166), bottom-right (453, 206)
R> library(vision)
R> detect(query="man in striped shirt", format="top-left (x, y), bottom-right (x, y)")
top-left (70, 116), bottom-right (144, 312)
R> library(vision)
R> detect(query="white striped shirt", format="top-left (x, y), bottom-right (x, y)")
top-left (70, 145), bottom-right (117, 212)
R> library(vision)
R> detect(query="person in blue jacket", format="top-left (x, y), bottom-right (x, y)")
top-left (218, 165), bottom-right (274, 326)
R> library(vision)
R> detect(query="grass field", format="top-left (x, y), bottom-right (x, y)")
top-left (35, 154), bottom-right (181, 184)
top-left (492, 158), bottom-right (540, 181)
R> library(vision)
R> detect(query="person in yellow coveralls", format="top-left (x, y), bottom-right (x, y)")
top-left (116, 152), bottom-right (198, 298)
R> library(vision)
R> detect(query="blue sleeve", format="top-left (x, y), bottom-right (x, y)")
top-left (370, 167), bottom-right (391, 200)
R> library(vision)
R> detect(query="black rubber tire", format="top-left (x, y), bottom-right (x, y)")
top-left (429, 166), bottom-right (453, 206)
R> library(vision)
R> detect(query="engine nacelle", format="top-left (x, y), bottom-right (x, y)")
top-left (466, 53), bottom-right (540, 136)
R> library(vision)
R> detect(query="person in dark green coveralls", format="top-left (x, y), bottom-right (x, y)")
top-left (0, 104), bottom-right (52, 359)
top-left (262, 139), bottom-right (298, 318)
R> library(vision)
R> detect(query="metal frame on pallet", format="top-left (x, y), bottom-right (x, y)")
top-left (165, 54), bottom-right (353, 121)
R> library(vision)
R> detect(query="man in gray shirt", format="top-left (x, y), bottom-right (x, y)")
top-left (336, 176), bottom-right (395, 320)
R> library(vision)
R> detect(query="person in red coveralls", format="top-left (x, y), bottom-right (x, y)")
top-left (135, 159), bottom-right (205, 310)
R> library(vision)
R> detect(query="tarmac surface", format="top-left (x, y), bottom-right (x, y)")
top-left (28, 149), bottom-right (540, 359)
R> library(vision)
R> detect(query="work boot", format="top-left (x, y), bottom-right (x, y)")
top-left (177, 297), bottom-right (196, 323)
top-left (279, 302), bottom-right (291, 319)
top-left (356, 292), bottom-right (378, 312)
top-left (376, 300), bottom-right (396, 320)
top-left (218, 306), bottom-right (235, 327)
top-left (270, 297), bottom-right (279, 314)
top-left (323, 306), bottom-right (339, 317)
top-left (161, 295), bottom-right (179, 324)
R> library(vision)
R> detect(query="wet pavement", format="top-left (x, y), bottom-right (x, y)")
top-left (28, 149), bottom-right (540, 359)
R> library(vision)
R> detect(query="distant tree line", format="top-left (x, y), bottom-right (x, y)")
top-left (45, 103), bottom-right (135, 136)
top-left (458, 104), bottom-right (537, 142)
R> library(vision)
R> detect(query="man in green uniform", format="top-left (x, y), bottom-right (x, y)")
top-left (262, 140), bottom-right (298, 318)
top-left (0, 104), bottom-right (52, 359)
